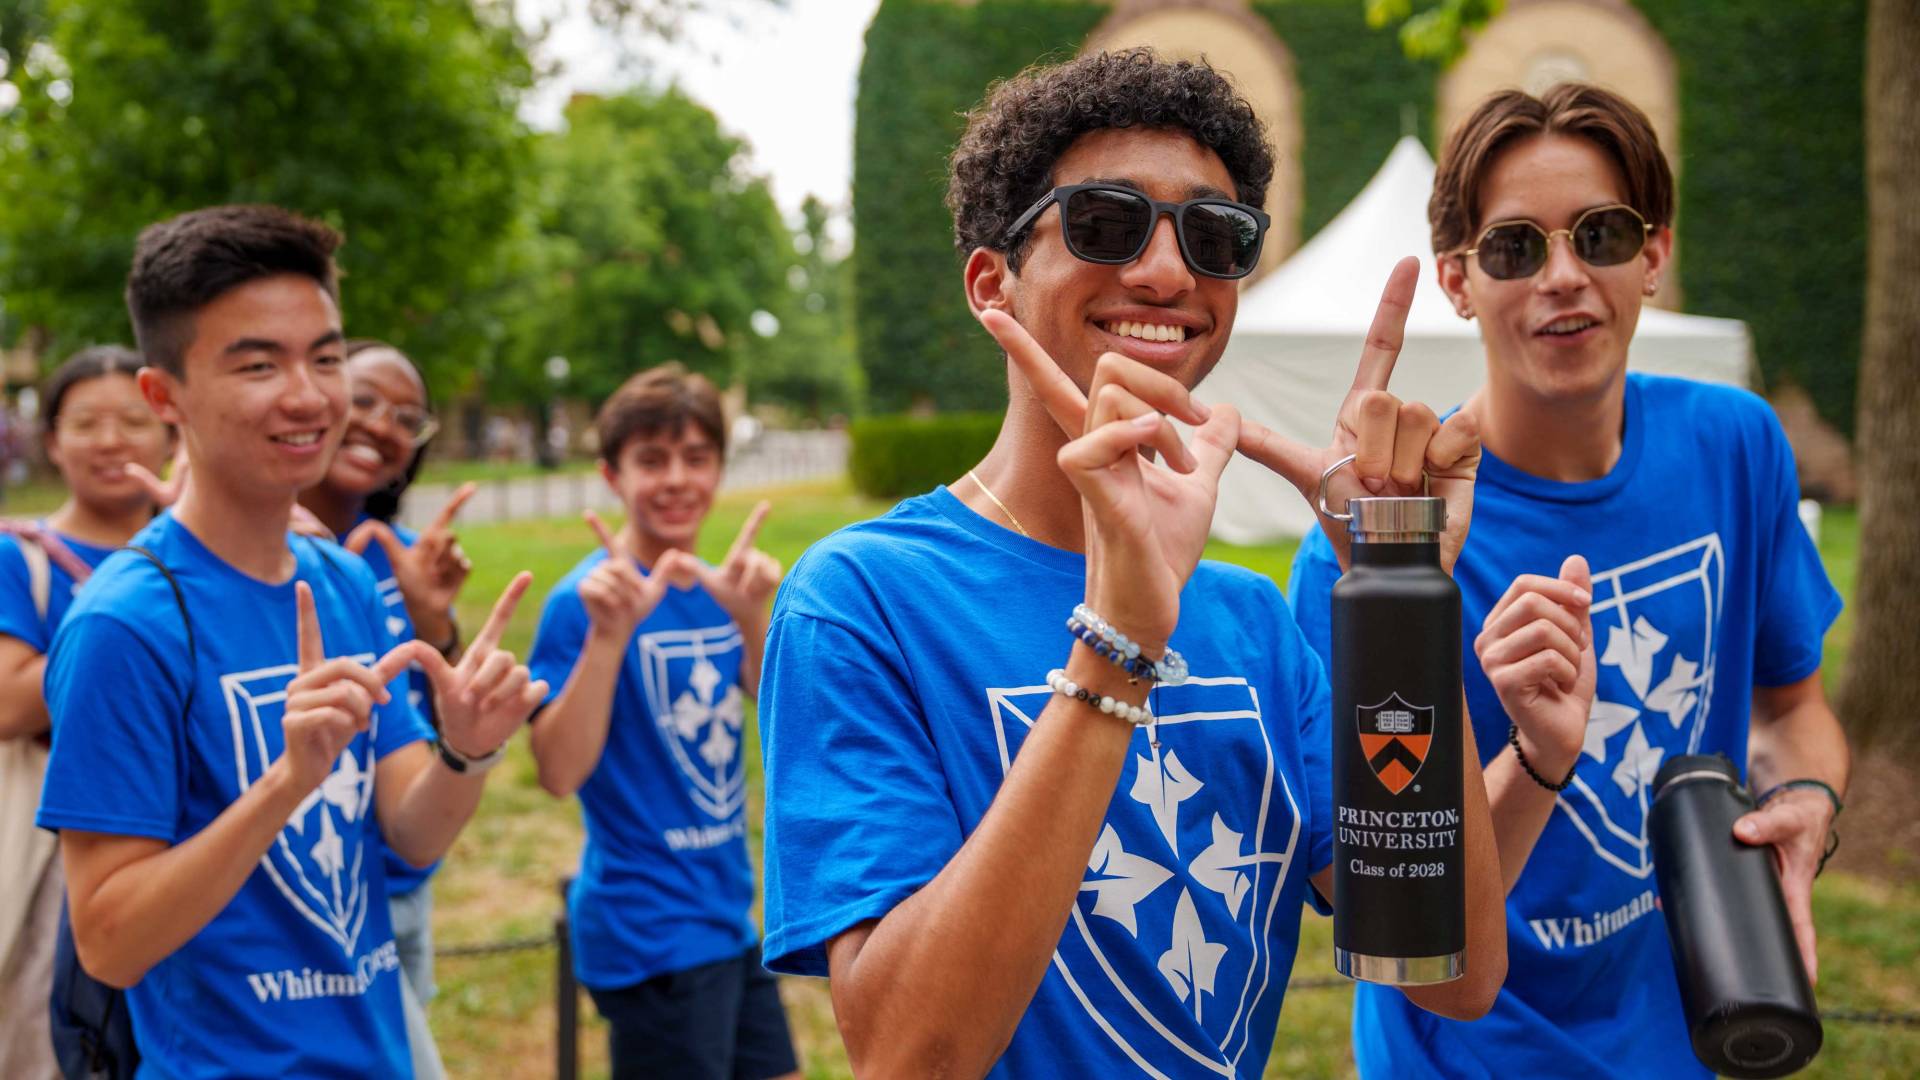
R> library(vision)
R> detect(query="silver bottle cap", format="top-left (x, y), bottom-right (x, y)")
top-left (1345, 495), bottom-right (1446, 540)
top-left (1316, 453), bottom-right (1447, 541)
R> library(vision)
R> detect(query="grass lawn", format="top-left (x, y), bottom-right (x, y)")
top-left (426, 478), bottom-right (1913, 1079)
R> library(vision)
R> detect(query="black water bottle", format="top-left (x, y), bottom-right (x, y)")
top-left (1327, 479), bottom-right (1465, 985)
top-left (1649, 755), bottom-right (1823, 1078)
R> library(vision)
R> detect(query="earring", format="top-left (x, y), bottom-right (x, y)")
top-left (1643, 281), bottom-right (1659, 296)
top-left (1457, 305), bottom-right (1474, 320)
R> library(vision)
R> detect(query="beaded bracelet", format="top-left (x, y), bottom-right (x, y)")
top-left (1509, 724), bottom-right (1577, 792)
top-left (1046, 668), bottom-right (1153, 727)
top-left (1070, 604), bottom-right (1190, 687)
top-left (1066, 617), bottom-right (1158, 682)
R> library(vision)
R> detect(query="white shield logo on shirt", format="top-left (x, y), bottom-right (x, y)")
top-left (1556, 534), bottom-right (1725, 878)
top-left (986, 675), bottom-right (1303, 1077)
top-left (638, 624), bottom-right (747, 820)
top-left (225, 660), bottom-right (379, 957)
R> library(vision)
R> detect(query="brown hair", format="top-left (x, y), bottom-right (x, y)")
top-left (596, 363), bottom-right (726, 466)
top-left (125, 204), bottom-right (343, 377)
top-left (1430, 83), bottom-right (1673, 256)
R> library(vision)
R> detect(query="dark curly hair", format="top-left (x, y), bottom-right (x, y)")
top-left (947, 48), bottom-right (1273, 270)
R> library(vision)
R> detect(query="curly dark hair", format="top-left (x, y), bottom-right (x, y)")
top-left (947, 48), bottom-right (1273, 270)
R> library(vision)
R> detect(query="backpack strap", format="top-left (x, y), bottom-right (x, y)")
top-left (123, 545), bottom-right (196, 715)
top-left (34, 529), bottom-right (97, 584)
top-left (18, 532), bottom-right (52, 624)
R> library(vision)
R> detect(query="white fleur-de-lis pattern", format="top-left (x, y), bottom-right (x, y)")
top-left (640, 624), bottom-right (748, 820)
top-left (1555, 535), bottom-right (1725, 879)
top-left (987, 675), bottom-right (1307, 1076)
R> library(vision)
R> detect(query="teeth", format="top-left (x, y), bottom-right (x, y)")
top-left (1544, 317), bottom-right (1597, 334)
top-left (275, 432), bottom-right (321, 446)
top-left (1105, 320), bottom-right (1188, 343)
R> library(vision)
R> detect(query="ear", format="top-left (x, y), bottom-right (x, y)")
top-left (597, 455), bottom-right (623, 497)
top-left (42, 426), bottom-right (64, 473)
top-left (964, 247), bottom-right (1014, 319)
top-left (1640, 225), bottom-right (1674, 294)
top-left (1435, 253), bottom-right (1474, 320)
top-left (136, 366), bottom-right (187, 426)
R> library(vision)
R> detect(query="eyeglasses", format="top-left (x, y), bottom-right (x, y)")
top-left (1004, 183), bottom-right (1270, 280)
top-left (350, 391), bottom-right (439, 446)
top-left (56, 411), bottom-right (166, 445)
top-left (1462, 204), bottom-right (1653, 281)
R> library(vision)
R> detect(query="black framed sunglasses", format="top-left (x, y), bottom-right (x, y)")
top-left (1003, 183), bottom-right (1270, 280)
top-left (1462, 204), bottom-right (1654, 281)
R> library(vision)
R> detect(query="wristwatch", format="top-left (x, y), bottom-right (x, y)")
top-left (434, 736), bottom-right (506, 775)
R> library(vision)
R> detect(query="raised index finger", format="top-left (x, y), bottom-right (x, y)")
top-left (724, 501), bottom-right (772, 566)
top-left (466, 571), bottom-right (533, 659)
top-left (584, 509), bottom-right (620, 556)
top-left (979, 309), bottom-right (1088, 437)
top-left (296, 581), bottom-right (325, 672)
top-left (428, 482), bottom-right (478, 534)
top-left (1351, 256), bottom-right (1419, 394)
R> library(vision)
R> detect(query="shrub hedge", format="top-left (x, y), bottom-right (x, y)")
top-left (848, 412), bottom-right (1007, 498)
top-left (853, 0), bottom-right (1866, 432)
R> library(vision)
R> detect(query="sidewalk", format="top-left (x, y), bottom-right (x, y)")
top-left (396, 429), bottom-right (848, 530)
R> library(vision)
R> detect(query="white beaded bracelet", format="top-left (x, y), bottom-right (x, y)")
top-left (1046, 668), bottom-right (1153, 727)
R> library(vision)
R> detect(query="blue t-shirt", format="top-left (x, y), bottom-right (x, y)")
top-left (0, 527), bottom-right (117, 650)
top-left (1287, 374), bottom-right (1841, 1079)
top-left (760, 486), bottom-right (1335, 1078)
top-left (527, 549), bottom-right (758, 989)
top-left (36, 513), bottom-right (432, 1080)
top-left (350, 517), bottom-right (441, 898)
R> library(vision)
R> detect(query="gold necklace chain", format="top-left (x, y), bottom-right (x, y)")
top-left (967, 469), bottom-right (1031, 539)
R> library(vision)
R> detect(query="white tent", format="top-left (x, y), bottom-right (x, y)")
top-left (1203, 136), bottom-right (1753, 543)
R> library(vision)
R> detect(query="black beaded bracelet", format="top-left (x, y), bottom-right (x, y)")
top-left (1756, 778), bottom-right (1844, 876)
top-left (1755, 777), bottom-right (1844, 819)
top-left (1509, 724), bottom-right (1576, 792)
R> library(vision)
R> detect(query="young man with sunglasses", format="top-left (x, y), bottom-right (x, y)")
top-left (1288, 84), bottom-right (1847, 1078)
top-left (758, 50), bottom-right (1513, 1077)
top-left (35, 205), bottom-right (548, 1078)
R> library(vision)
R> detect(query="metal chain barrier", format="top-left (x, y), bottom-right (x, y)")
top-left (434, 936), bottom-right (555, 959)
top-left (427, 899), bottom-right (1916, 1080)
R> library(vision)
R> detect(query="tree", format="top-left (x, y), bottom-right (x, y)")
top-left (487, 87), bottom-right (789, 410)
top-left (1363, 0), bottom-right (1503, 65)
top-left (1840, 0), bottom-right (1919, 749)
top-left (0, 0), bottom-right (532, 389)
top-left (741, 195), bottom-right (863, 420)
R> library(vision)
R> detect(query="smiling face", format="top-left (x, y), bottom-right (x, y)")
top-left (138, 273), bottom-right (350, 501)
top-left (1437, 133), bottom-right (1671, 406)
top-left (323, 347), bottom-right (427, 499)
top-left (601, 423), bottom-right (723, 553)
top-left (971, 126), bottom-right (1242, 393)
top-left (44, 373), bottom-right (173, 513)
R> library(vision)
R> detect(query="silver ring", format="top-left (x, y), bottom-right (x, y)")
top-left (1317, 453), bottom-right (1358, 521)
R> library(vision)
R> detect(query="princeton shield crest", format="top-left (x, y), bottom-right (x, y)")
top-left (1356, 693), bottom-right (1434, 796)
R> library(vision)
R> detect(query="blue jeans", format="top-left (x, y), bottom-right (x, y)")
top-left (389, 883), bottom-right (445, 1080)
